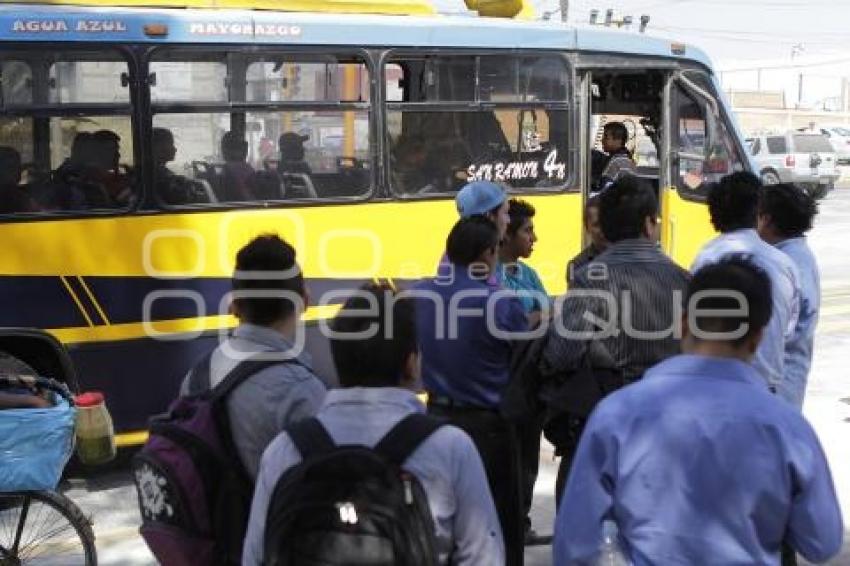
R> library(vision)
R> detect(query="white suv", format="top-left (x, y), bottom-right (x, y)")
top-left (748, 132), bottom-right (839, 199)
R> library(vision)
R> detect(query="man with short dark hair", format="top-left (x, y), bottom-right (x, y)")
top-left (566, 196), bottom-right (607, 286)
top-left (540, 175), bottom-right (689, 503)
top-left (758, 183), bottom-right (820, 408)
top-left (242, 283), bottom-right (504, 566)
top-left (693, 172), bottom-right (802, 401)
top-left (416, 216), bottom-right (528, 565)
top-left (554, 258), bottom-right (843, 565)
top-left (592, 121), bottom-right (637, 191)
top-left (180, 234), bottom-right (326, 479)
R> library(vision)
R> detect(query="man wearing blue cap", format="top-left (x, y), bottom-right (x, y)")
top-left (455, 180), bottom-right (511, 235)
top-left (437, 180), bottom-right (510, 286)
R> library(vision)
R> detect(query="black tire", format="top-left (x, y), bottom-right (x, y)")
top-left (0, 490), bottom-right (96, 565)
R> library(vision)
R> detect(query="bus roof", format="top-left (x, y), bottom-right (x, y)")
top-left (0, 3), bottom-right (713, 70)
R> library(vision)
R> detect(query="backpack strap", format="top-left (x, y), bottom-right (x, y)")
top-left (287, 417), bottom-right (336, 460)
top-left (209, 355), bottom-right (302, 402)
top-left (186, 352), bottom-right (213, 396)
top-left (373, 413), bottom-right (445, 468)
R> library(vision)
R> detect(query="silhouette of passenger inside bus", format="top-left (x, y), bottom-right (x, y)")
top-left (392, 136), bottom-right (432, 193)
top-left (88, 130), bottom-right (134, 206)
top-left (0, 146), bottom-right (39, 214)
top-left (50, 132), bottom-right (112, 210)
top-left (221, 131), bottom-right (255, 202)
top-left (277, 132), bottom-right (311, 176)
top-left (153, 127), bottom-right (208, 205)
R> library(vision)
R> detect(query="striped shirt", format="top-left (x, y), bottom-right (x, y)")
top-left (541, 238), bottom-right (690, 380)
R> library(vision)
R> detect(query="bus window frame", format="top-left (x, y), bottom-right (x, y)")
top-left (0, 43), bottom-right (141, 221)
top-left (669, 67), bottom-right (747, 203)
top-left (380, 48), bottom-right (575, 199)
top-left (144, 45), bottom-right (378, 210)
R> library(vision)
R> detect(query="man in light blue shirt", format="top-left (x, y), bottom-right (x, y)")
top-left (179, 234), bottom-right (326, 479)
top-left (758, 183), bottom-right (821, 409)
top-left (554, 258), bottom-right (843, 565)
top-left (243, 283), bottom-right (504, 566)
top-left (692, 172), bottom-right (801, 398)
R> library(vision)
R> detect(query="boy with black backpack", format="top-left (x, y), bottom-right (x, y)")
top-left (133, 234), bottom-right (326, 565)
top-left (242, 283), bottom-right (504, 566)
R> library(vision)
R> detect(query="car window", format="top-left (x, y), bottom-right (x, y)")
top-left (793, 135), bottom-right (833, 153)
top-left (766, 137), bottom-right (787, 154)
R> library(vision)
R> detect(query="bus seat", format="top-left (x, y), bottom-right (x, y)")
top-left (282, 173), bottom-right (317, 199)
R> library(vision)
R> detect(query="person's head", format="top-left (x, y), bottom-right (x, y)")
top-left (329, 283), bottom-right (419, 389)
top-left (707, 171), bottom-right (761, 233)
top-left (394, 136), bottom-right (427, 169)
top-left (683, 257), bottom-right (772, 361)
top-left (502, 198), bottom-right (537, 261)
top-left (152, 128), bottom-right (176, 166)
top-left (231, 234), bottom-right (306, 329)
top-left (69, 132), bottom-right (96, 166)
top-left (92, 130), bottom-right (121, 170)
top-left (757, 183), bottom-right (817, 244)
top-left (583, 195), bottom-right (607, 251)
top-left (221, 131), bottom-right (249, 163)
top-left (455, 180), bottom-right (510, 239)
top-left (602, 122), bottom-right (628, 153)
top-left (279, 132), bottom-right (307, 162)
top-left (598, 175), bottom-right (659, 243)
top-left (0, 146), bottom-right (22, 187)
top-left (446, 216), bottom-right (500, 275)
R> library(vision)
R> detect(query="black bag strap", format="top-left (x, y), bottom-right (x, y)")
top-left (186, 351), bottom-right (303, 401)
top-left (373, 413), bottom-right (444, 468)
top-left (186, 352), bottom-right (213, 396)
top-left (287, 417), bottom-right (336, 460)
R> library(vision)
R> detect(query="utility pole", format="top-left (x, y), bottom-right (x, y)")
top-left (559, 0), bottom-right (568, 22)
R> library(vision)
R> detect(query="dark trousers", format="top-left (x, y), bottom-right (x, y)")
top-left (428, 404), bottom-right (524, 566)
top-left (517, 414), bottom-right (544, 530)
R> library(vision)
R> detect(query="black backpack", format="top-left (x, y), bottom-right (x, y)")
top-left (263, 414), bottom-right (445, 566)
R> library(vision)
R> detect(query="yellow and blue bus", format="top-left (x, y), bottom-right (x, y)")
top-left (0, 0), bottom-right (749, 444)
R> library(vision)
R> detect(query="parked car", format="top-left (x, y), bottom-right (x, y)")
top-left (815, 124), bottom-right (850, 165)
top-left (748, 131), bottom-right (839, 199)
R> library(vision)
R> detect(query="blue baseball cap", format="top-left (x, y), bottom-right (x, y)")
top-left (455, 180), bottom-right (506, 218)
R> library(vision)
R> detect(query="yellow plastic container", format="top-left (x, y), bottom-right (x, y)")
top-left (74, 392), bottom-right (117, 466)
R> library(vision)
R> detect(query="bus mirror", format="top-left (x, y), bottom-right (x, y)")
top-left (120, 72), bottom-right (130, 88)
top-left (147, 73), bottom-right (157, 87)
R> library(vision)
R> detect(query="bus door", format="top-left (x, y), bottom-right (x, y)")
top-left (662, 70), bottom-right (746, 267)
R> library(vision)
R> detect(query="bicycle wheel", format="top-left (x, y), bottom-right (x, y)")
top-left (0, 490), bottom-right (96, 565)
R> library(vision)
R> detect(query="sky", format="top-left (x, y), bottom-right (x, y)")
top-left (436, 0), bottom-right (850, 107)
top-left (532, 0), bottom-right (850, 66)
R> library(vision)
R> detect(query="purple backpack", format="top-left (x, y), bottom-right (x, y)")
top-left (132, 354), bottom-right (290, 566)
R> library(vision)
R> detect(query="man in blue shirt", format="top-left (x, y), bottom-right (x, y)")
top-left (758, 183), bottom-right (820, 409)
top-left (243, 283), bottom-right (504, 565)
top-left (415, 216), bottom-right (528, 565)
top-left (692, 172), bottom-right (802, 400)
top-left (554, 258), bottom-right (843, 565)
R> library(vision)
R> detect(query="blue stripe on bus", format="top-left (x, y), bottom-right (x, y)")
top-left (0, 276), bottom-right (89, 328)
top-left (0, 275), bottom-right (372, 328)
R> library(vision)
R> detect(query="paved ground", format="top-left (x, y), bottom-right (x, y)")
top-left (63, 185), bottom-right (850, 565)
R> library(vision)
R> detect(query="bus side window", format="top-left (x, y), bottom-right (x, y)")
top-left (0, 52), bottom-right (136, 215)
top-left (149, 52), bottom-right (372, 206)
top-left (385, 53), bottom-right (572, 195)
